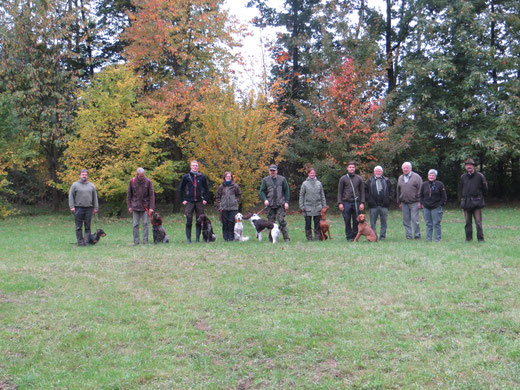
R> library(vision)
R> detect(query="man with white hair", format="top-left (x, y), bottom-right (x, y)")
top-left (127, 167), bottom-right (155, 245)
top-left (420, 169), bottom-right (447, 242)
top-left (397, 162), bottom-right (423, 239)
top-left (365, 165), bottom-right (395, 240)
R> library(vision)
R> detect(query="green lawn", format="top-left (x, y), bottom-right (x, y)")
top-left (1, 207), bottom-right (519, 388)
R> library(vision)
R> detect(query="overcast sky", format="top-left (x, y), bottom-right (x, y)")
top-left (223, 0), bottom-right (385, 93)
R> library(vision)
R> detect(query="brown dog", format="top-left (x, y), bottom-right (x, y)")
top-left (320, 206), bottom-right (332, 240)
top-left (353, 214), bottom-right (378, 242)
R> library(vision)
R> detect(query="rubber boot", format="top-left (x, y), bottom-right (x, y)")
top-left (185, 225), bottom-right (192, 244)
top-left (195, 224), bottom-right (201, 242)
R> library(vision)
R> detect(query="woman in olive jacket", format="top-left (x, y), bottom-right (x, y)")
top-left (216, 171), bottom-right (242, 241)
top-left (299, 167), bottom-right (327, 240)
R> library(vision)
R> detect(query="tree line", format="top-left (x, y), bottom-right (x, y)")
top-left (1, 0), bottom-right (519, 217)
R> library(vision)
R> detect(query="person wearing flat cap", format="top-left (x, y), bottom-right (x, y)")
top-left (459, 158), bottom-right (488, 242)
top-left (260, 164), bottom-right (291, 241)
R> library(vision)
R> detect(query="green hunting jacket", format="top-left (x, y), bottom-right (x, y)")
top-left (299, 177), bottom-right (327, 216)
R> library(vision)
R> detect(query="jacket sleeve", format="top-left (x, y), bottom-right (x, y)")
top-left (320, 183), bottom-right (327, 208)
top-left (259, 179), bottom-right (267, 201)
top-left (480, 173), bottom-right (488, 195)
top-left (396, 177), bottom-right (401, 203)
top-left (93, 185), bottom-right (99, 210)
top-left (419, 182), bottom-right (425, 204)
top-left (235, 184), bottom-right (242, 204)
top-left (127, 179), bottom-right (133, 209)
top-left (178, 176), bottom-right (187, 202)
top-left (68, 184), bottom-right (76, 209)
top-left (215, 185), bottom-right (222, 210)
top-left (299, 182), bottom-right (306, 210)
top-left (201, 175), bottom-right (209, 201)
top-left (149, 180), bottom-right (155, 210)
top-left (283, 179), bottom-right (290, 203)
top-left (337, 177), bottom-right (344, 204)
top-left (441, 182), bottom-right (447, 205)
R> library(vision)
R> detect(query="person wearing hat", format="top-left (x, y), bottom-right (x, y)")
top-left (397, 161), bottom-right (423, 240)
top-left (260, 164), bottom-right (291, 241)
top-left (337, 161), bottom-right (365, 240)
top-left (459, 158), bottom-right (488, 242)
top-left (365, 165), bottom-right (394, 241)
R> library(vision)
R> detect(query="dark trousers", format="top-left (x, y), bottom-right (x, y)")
top-left (342, 201), bottom-right (360, 240)
top-left (304, 215), bottom-right (321, 240)
top-left (74, 207), bottom-right (93, 245)
top-left (185, 201), bottom-right (204, 241)
top-left (221, 210), bottom-right (238, 241)
top-left (464, 208), bottom-right (484, 241)
top-left (267, 206), bottom-right (289, 240)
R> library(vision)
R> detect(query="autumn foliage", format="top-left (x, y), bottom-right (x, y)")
top-left (316, 58), bottom-right (384, 173)
top-left (181, 87), bottom-right (292, 208)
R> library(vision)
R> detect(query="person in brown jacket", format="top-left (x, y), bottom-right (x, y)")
top-left (397, 161), bottom-right (423, 239)
top-left (337, 161), bottom-right (365, 240)
top-left (127, 167), bottom-right (155, 245)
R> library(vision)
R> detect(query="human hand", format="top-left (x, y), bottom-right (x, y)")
top-left (339, 204), bottom-right (344, 212)
top-left (182, 200), bottom-right (188, 205)
top-left (264, 200), bottom-right (269, 207)
top-left (202, 200), bottom-right (207, 206)
top-left (284, 203), bottom-right (289, 210)
top-left (359, 203), bottom-right (364, 212)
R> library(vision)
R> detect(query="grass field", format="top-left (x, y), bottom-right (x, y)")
top-left (1, 206), bottom-right (519, 389)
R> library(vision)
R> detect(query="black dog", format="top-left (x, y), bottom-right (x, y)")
top-left (152, 213), bottom-right (169, 243)
top-left (85, 229), bottom-right (106, 245)
top-left (196, 214), bottom-right (217, 242)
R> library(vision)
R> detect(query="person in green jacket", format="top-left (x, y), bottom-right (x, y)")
top-left (299, 168), bottom-right (327, 240)
top-left (260, 164), bottom-right (290, 241)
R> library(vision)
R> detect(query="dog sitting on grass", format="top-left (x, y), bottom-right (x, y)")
top-left (197, 214), bottom-right (217, 242)
top-left (85, 229), bottom-right (106, 245)
top-left (151, 213), bottom-right (169, 243)
top-left (353, 214), bottom-right (378, 242)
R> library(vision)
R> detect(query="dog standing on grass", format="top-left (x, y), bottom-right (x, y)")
top-left (151, 213), bottom-right (169, 243)
top-left (243, 213), bottom-right (280, 243)
top-left (319, 206), bottom-right (332, 240)
top-left (353, 214), bottom-right (378, 242)
top-left (233, 213), bottom-right (249, 242)
top-left (197, 214), bottom-right (217, 242)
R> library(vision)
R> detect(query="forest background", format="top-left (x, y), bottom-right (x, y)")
top-left (1, 0), bottom-right (519, 217)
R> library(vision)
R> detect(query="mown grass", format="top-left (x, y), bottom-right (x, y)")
top-left (0, 206), bottom-right (519, 389)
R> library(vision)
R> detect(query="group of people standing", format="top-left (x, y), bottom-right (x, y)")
top-left (68, 158), bottom-right (488, 246)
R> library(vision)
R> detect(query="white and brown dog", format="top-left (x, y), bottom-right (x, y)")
top-left (233, 212), bottom-right (250, 242)
top-left (243, 213), bottom-right (280, 243)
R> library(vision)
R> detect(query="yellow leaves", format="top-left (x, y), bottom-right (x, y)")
top-left (182, 87), bottom-right (292, 208)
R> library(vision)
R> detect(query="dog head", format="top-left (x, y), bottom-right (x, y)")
top-left (152, 213), bottom-right (163, 226)
top-left (235, 212), bottom-right (243, 223)
top-left (320, 206), bottom-right (329, 216)
top-left (356, 214), bottom-right (366, 223)
top-left (96, 229), bottom-right (106, 237)
top-left (197, 214), bottom-right (209, 225)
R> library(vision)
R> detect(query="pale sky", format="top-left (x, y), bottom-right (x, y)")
top-left (224, 0), bottom-right (385, 93)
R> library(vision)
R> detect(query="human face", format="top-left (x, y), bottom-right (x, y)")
top-left (137, 171), bottom-right (145, 180)
top-left (269, 169), bottom-right (277, 177)
top-left (402, 164), bottom-right (411, 176)
top-left (465, 164), bottom-right (475, 174)
top-left (428, 172), bottom-right (437, 182)
top-left (80, 171), bottom-right (88, 182)
top-left (374, 168), bottom-right (383, 178)
top-left (224, 173), bottom-right (232, 181)
top-left (190, 161), bottom-right (199, 172)
top-left (347, 164), bottom-right (356, 174)
top-left (308, 169), bottom-right (316, 179)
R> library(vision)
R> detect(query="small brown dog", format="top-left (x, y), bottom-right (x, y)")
top-left (353, 214), bottom-right (378, 242)
top-left (320, 206), bottom-right (332, 240)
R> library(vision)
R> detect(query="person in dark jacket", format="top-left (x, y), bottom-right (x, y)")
top-left (127, 167), bottom-right (155, 245)
top-left (337, 161), bottom-right (365, 240)
top-left (459, 158), bottom-right (488, 242)
top-left (365, 165), bottom-right (394, 241)
top-left (397, 161), bottom-right (423, 240)
top-left (260, 164), bottom-right (290, 241)
top-left (420, 169), bottom-right (447, 242)
top-left (178, 160), bottom-right (209, 243)
top-left (216, 171), bottom-right (242, 241)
